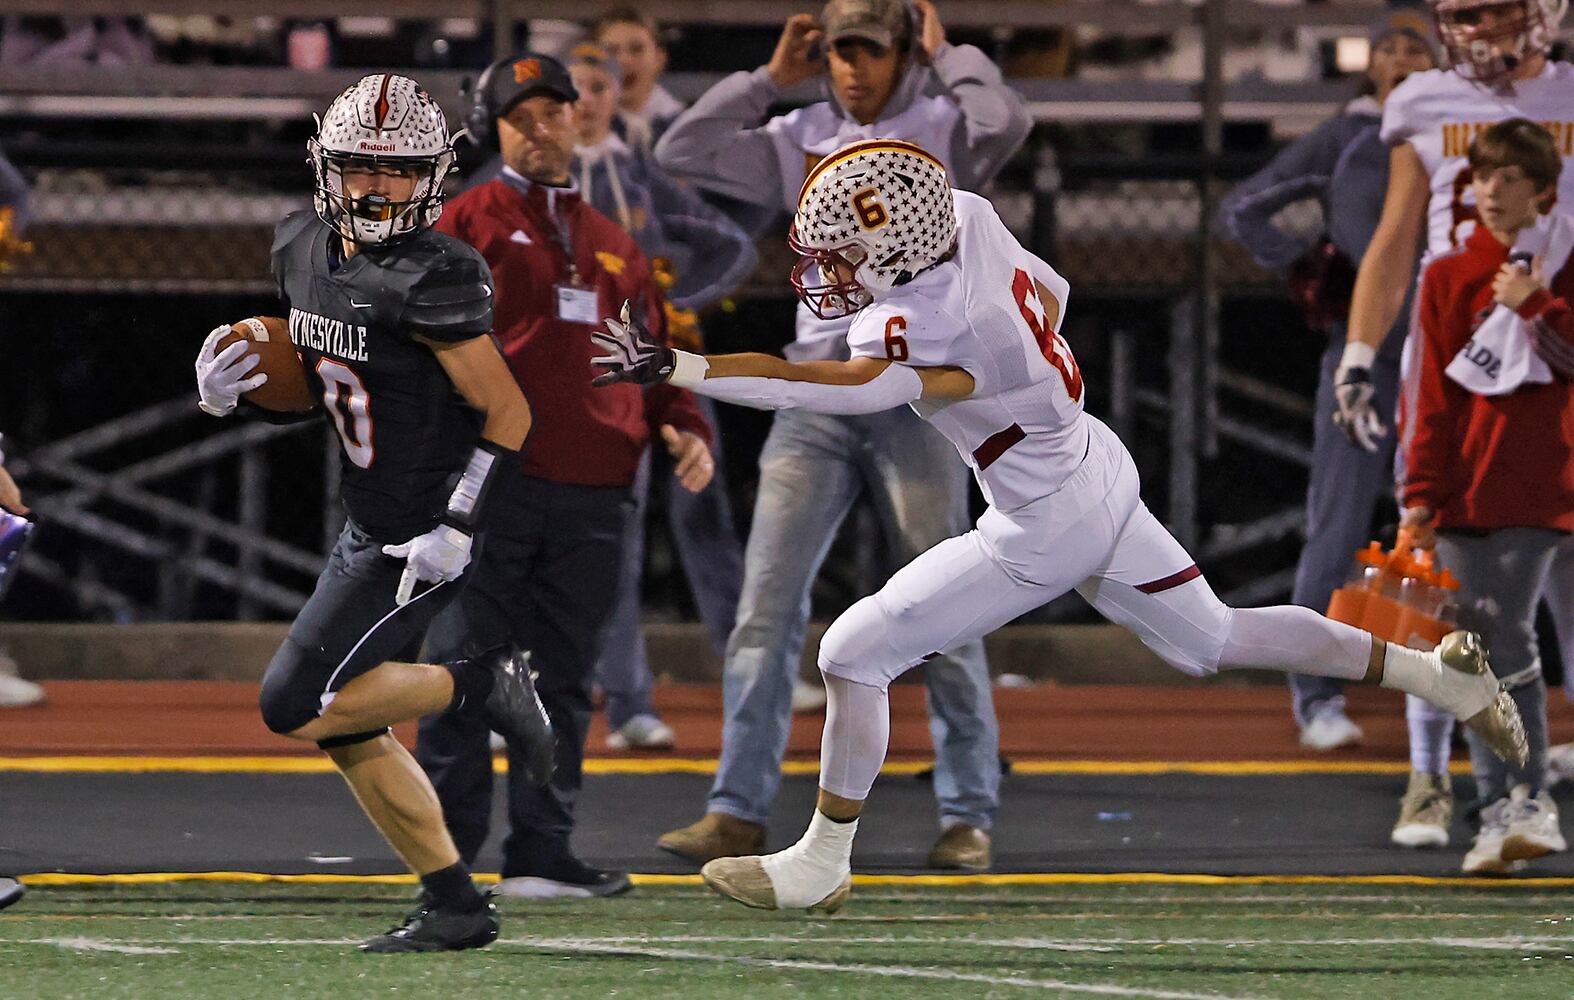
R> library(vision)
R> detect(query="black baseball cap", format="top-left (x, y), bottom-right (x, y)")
top-left (483, 52), bottom-right (579, 119)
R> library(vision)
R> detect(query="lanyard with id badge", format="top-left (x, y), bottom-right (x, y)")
top-left (549, 195), bottom-right (601, 325)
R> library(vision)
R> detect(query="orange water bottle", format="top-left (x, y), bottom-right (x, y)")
top-left (1326, 542), bottom-right (1386, 628)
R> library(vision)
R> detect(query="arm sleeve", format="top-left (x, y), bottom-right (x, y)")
top-left (1515, 264), bottom-right (1574, 378)
top-left (403, 249), bottom-right (495, 343)
top-left (1401, 266), bottom-right (1468, 513)
top-left (654, 68), bottom-right (788, 209)
top-left (670, 354), bottom-right (925, 415)
top-left (647, 162), bottom-right (760, 309)
top-left (932, 43), bottom-right (1033, 191)
top-left (1217, 118), bottom-right (1344, 272)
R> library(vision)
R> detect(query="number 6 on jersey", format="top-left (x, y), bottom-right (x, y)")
top-left (1011, 267), bottom-right (1082, 402)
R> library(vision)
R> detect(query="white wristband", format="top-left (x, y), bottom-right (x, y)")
top-left (668, 350), bottom-right (711, 389)
top-left (1338, 341), bottom-right (1376, 372)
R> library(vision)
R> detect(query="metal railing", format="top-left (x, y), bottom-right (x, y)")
top-left (0, 0), bottom-right (1374, 619)
top-left (10, 400), bottom-right (341, 620)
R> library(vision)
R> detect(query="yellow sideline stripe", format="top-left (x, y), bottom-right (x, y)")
top-left (0, 756), bottom-right (1473, 776)
top-left (17, 871), bottom-right (1574, 889)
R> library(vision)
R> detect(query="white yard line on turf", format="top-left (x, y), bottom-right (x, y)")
top-left (0, 935), bottom-right (1259, 999)
top-left (12, 932), bottom-right (1574, 953)
top-left (37, 937), bottom-right (179, 955)
top-left (519, 939), bottom-right (1265, 1000)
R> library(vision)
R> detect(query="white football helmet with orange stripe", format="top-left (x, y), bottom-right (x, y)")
top-left (789, 139), bottom-right (957, 320)
top-left (308, 73), bottom-right (457, 247)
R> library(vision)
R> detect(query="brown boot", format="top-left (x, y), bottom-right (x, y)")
top-left (927, 824), bottom-right (991, 871)
top-left (657, 812), bottom-right (767, 865)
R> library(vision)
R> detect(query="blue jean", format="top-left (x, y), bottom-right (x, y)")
top-left (597, 397), bottom-right (745, 728)
top-left (707, 406), bottom-right (1000, 830)
top-left (1287, 326), bottom-right (1400, 726)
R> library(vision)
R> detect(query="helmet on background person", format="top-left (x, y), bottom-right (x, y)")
top-left (789, 139), bottom-right (956, 320)
top-left (1430, 0), bottom-right (1567, 86)
top-left (308, 73), bottom-right (457, 247)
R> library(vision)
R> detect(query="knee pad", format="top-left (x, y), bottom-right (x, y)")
top-left (818, 595), bottom-right (910, 687)
top-left (259, 639), bottom-right (334, 736)
top-left (317, 728), bottom-right (390, 750)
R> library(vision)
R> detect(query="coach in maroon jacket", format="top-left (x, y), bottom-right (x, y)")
top-left (417, 52), bottom-right (714, 899)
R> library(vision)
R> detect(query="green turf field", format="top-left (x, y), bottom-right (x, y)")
top-left (4, 881), bottom-right (1573, 999)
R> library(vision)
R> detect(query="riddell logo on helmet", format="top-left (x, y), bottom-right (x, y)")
top-left (358, 140), bottom-right (397, 152)
top-left (513, 59), bottom-right (542, 83)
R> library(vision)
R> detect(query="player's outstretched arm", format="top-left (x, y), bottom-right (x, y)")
top-left (420, 334), bottom-right (531, 451)
top-left (590, 301), bottom-right (971, 414)
top-left (1334, 141), bottom-right (1428, 451)
top-left (1346, 143), bottom-right (1428, 354)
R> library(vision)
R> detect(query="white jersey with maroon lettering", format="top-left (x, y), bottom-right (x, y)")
top-left (845, 190), bottom-right (1090, 511)
top-left (1382, 63), bottom-right (1574, 255)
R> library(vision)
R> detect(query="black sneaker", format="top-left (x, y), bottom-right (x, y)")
top-left (0, 877), bottom-right (25, 911)
top-left (477, 645), bottom-right (554, 785)
top-left (495, 853), bottom-right (633, 900)
top-left (359, 896), bottom-right (500, 953)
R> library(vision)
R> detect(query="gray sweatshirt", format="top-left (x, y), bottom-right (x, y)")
top-left (655, 43), bottom-right (1031, 360)
top-left (1219, 96), bottom-right (1408, 359)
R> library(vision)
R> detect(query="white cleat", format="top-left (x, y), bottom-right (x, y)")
top-left (605, 713), bottom-right (676, 751)
top-left (1391, 770), bottom-right (1452, 849)
top-left (701, 854), bottom-right (851, 914)
top-left (791, 679), bottom-right (827, 714)
top-left (1462, 798), bottom-right (1526, 876)
top-left (1432, 632), bottom-right (1528, 768)
top-left (1299, 706), bottom-right (1364, 751)
top-left (1545, 742), bottom-right (1574, 790)
top-left (1500, 784), bottom-right (1567, 863)
top-left (0, 652), bottom-right (44, 708)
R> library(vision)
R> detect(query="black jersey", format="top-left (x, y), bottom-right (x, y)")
top-left (271, 211), bottom-right (495, 542)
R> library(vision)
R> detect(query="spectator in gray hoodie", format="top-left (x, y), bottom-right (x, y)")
top-left (1219, 11), bottom-right (1435, 755)
top-left (567, 42), bottom-right (758, 751)
top-left (653, 0), bottom-right (1030, 873)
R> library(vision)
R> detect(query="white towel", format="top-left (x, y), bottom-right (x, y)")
top-left (1444, 213), bottom-right (1574, 395)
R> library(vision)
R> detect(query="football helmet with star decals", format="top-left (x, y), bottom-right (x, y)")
top-left (789, 139), bottom-right (956, 320)
top-left (308, 73), bottom-right (457, 247)
top-left (1431, 0), bottom-right (1567, 86)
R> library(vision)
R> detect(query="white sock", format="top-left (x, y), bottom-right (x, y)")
top-left (818, 673), bottom-right (890, 802)
top-left (762, 809), bottom-right (858, 908)
top-left (1381, 642), bottom-right (1492, 719)
top-left (1405, 693), bottom-right (1455, 776)
top-left (1220, 606), bottom-right (1371, 679)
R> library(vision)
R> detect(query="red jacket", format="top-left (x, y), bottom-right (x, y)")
top-left (1403, 223), bottom-right (1574, 532)
top-left (437, 170), bottom-right (711, 488)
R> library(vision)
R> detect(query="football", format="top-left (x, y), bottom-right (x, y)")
top-left (218, 316), bottom-right (315, 412)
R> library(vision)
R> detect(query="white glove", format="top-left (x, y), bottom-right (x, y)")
top-left (195, 325), bottom-right (268, 417)
top-left (382, 524), bottom-right (474, 606)
top-left (1331, 342), bottom-right (1386, 453)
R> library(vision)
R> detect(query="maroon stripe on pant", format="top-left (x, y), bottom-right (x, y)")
top-left (1135, 564), bottom-right (1202, 594)
top-left (973, 423), bottom-right (1026, 471)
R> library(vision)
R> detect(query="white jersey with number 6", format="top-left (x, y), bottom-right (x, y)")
top-left (1382, 63), bottom-right (1574, 255)
top-left (845, 190), bottom-right (1089, 511)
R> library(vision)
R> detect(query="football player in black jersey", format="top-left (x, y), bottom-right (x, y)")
top-left (194, 74), bottom-right (551, 953)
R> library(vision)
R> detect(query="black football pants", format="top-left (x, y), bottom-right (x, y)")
top-left (417, 475), bottom-right (629, 877)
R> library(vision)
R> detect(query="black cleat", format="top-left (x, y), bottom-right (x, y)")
top-left (480, 645), bottom-right (555, 785)
top-left (359, 896), bottom-right (500, 953)
top-left (0, 877), bottom-right (25, 911)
